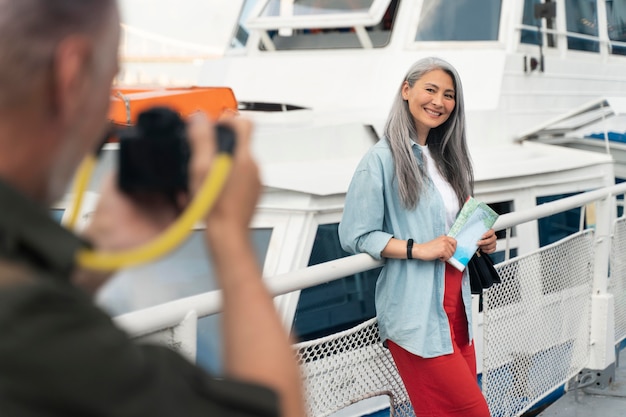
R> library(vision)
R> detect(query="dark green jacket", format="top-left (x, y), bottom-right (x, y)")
top-left (0, 180), bottom-right (278, 416)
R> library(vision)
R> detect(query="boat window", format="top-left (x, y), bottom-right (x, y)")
top-left (617, 178), bottom-right (625, 217)
top-left (414, 0), bottom-right (501, 42)
top-left (520, 0), bottom-right (557, 47)
top-left (565, 0), bottom-right (599, 52)
top-left (244, 0), bottom-right (399, 50)
top-left (537, 193), bottom-right (584, 246)
top-left (292, 223), bottom-right (380, 342)
top-left (97, 228), bottom-right (273, 374)
top-left (606, 0), bottom-right (626, 55)
top-left (262, 0), bottom-right (375, 15)
top-left (232, 0), bottom-right (260, 49)
top-left (485, 200), bottom-right (517, 264)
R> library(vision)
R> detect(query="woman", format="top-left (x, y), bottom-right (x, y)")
top-left (338, 57), bottom-right (496, 416)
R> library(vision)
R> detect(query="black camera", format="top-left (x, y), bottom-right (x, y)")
top-left (118, 106), bottom-right (235, 205)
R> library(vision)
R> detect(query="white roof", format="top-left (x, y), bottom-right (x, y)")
top-left (253, 119), bottom-right (614, 196)
top-left (472, 141), bottom-right (613, 182)
top-left (516, 97), bottom-right (626, 142)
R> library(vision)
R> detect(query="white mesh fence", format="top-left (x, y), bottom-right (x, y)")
top-left (609, 217), bottom-right (626, 344)
top-left (294, 318), bottom-right (414, 417)
top-left (294, 230), bottom-right (598, 417)
top-left (482, 230), bottom-right (595, 417)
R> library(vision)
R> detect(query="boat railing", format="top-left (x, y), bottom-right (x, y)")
top-left (516, 23), bottom-right (626, 55)
top-left (114, 182), bottom-right (626, 417)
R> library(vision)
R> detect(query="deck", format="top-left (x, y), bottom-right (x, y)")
top-left (537, 347), bottom-right (626, 417)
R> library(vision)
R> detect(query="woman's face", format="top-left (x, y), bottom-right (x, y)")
top-left (402, 69), bottom-right (456, 144)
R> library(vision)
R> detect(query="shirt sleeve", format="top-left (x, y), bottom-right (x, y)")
top-left (0, 280), bottom-right (279, 417)
top-left (339, 152), bottom-right (393, 260)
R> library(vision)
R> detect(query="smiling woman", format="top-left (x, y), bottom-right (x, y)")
top-left (401, 69), bottom-right (456, 144)
top-left (339, 56), bottom-right (494, 416)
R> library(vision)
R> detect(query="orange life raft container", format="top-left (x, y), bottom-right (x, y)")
top-left (108, 86), bottom-right (238, 126)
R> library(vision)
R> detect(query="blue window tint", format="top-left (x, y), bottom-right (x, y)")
top-left (97, 228), bottom-right (273, 374)
top-left (415, 0), bottom-right (501, 41)
top-left (484, 200), bottom-right (516, 263)
top-left (521, 0), bottom-right (543, 45)
top-left (565, 0), bottom-right (599, 52)
top-left (521, 0), bottom-right (556, 47)
top-left (231, 0), bottom-right (260, 48)
top-left (606, 0), bottom-right (626, 55)
top-left (537, 193), bottom-right (583, 246)
top-left (617, 177), bottom-right (625, 218)
top-left (292, 223), bottom-right (380, 342)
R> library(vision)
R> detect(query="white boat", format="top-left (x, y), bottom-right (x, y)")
top-left (61, 1), bottom-right (626, 416)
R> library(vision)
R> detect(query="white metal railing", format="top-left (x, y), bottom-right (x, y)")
top-left (516, 24), bottom-right (626, 54)
top-left (609, 216), bottom-right (626, 344)
top-left (114, 182), bottom-right (626, 333)
top-left (114, 252), bottom-right (383, 338)
top-left (483, 229), bottom-right (595, 416)
top-left (113, 181), bottom-right (626, 416)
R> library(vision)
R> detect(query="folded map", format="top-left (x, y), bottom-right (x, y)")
top-left (447, 197), bottom-right (499, 271)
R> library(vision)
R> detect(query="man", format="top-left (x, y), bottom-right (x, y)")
top-left (0, 1), bottom-right (304, 416)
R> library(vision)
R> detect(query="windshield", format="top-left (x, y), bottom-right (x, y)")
top-left (233, 0), bottom-right (397, 50)
top-left (260, 0), bottom-right (374, 16)
top-left (97, 228), bottom-right (273, 373)
top-left (415, 0), bottom-right (502, 41)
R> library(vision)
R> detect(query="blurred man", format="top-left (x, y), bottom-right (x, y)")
top-left (0, 1), bottom-right (304, 416)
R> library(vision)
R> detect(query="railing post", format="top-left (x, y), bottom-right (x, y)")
top-left (574, 195), bottom-right (616, 391)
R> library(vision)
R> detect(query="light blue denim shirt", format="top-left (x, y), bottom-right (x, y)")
top-left (338, 138), bottom-right (473, 358)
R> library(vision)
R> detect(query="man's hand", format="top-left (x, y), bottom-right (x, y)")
top-left (187, 113), bottom-right (306, 417)
top-left (72, 173), bottom-right (185, 293)
top-left (82, 176), bottom-right (182, 252)
top-left (186, 112), bottom-right (261, 240)
top-left (73, 111), bottom-right (241, 291)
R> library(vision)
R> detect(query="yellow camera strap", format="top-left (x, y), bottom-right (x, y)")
top-left (65, 129), bottom-right (235, 272)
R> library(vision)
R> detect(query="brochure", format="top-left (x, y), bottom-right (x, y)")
top-left (447, 197), bottom-right (499, 271)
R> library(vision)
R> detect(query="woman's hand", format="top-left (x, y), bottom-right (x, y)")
top-left (477, 229), bottom-right (497, 254)
top-left (416, 236), bottom-right (457, 262)
top-left (381, 235), bottom-right (457, 261)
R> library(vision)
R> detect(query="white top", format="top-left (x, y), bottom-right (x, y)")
top-left (419, 144), bottom-right (459, 230)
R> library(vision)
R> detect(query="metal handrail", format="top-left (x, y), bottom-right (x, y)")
top-left (516, 23), bottom-right (626, 50)
top-left (113, 182), bottom-right (626, 337)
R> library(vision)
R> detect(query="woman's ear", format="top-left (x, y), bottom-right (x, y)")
top-left (401, 81), bottom-right (410, 101)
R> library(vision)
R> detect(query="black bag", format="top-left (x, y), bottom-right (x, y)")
top-left (468, 250), bottom-right (501, 295)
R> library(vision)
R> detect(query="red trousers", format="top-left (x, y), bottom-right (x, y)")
top-left (387, 264), bottom-right (491, 417)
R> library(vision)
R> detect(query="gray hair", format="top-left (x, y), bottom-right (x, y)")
top-left (383, 57), bottom-right (473, 209)
top-left (0, 0), bottom-right (115, 108)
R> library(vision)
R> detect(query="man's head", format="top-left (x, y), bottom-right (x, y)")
top-left (0, 0), bottom-right (120, 203)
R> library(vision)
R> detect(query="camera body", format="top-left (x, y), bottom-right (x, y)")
top-left (118, 106), bottom-right (236, 205)
top-left (118, 107), bottom-right (190, 204)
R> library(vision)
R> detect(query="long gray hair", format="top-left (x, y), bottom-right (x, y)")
top-left (384, 57), bottom-right (473, 210)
